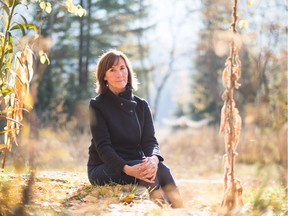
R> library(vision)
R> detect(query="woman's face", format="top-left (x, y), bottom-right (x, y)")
top-left (104, 57), bottom-right (128, 95)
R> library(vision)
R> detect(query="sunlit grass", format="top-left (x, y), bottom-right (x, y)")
top-left (243, 184), bottom-right (287, 216)
top-left (1, 165), bottom-right (286, 215)
top-left (0, 170), bottom-right (154, 215)
top-left (0, 126), bottom-right (286, 215)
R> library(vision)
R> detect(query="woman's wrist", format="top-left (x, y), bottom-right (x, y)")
top-left (123, 165), bottom-right (131, 175)
top-left (151, 155), bottom-right (159, 164)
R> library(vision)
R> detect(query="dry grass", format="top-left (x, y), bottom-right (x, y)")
top-left (157, 125), bottom-right (286, 184)
top-left (1, 125), bottom-right (287, 215)
top-left (157, 126), bottom-right (225, 179)
top-left (4, 124), bottom-right (286, 182)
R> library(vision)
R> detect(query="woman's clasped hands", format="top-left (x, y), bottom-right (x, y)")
top-left (123, 156), bottom-right (159, 183)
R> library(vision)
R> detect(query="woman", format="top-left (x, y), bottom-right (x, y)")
top-left (87, 50), bottom-right (183, 208)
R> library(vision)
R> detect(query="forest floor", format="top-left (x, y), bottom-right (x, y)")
top-left (1, 170), bottom-right (227, 215)
top-left (1, 166), bottom-right (286, 216)
top-left (1, 127), bottom-right (287, 215)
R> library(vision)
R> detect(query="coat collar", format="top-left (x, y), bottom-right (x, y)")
top-left (104, 88), bottom-right (137, 114)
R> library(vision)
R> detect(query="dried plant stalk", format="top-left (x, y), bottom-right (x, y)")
top-left (219, 0), bottom-right (244, 213)
top-left (1, 46), bottom-right (34, 169)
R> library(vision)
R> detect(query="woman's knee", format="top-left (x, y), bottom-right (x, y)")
top-left (88, 165), bottom-right (136, 186)
top-left (158, 162), bottom-right (171, 174)
top-left (157, 162), bottom-right (176, 186)
top-left (89, 177), bottom-right (104, 186)
top-left (88, 166), bottom-right (109, 185)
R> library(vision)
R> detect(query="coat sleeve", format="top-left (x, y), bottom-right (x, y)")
top-left (140, 101), bottom-right (164, 161)
top-left (89, 101), bottom-right (127, 174)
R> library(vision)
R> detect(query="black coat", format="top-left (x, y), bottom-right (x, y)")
top-left (88, 89), bottom-right (163, 174)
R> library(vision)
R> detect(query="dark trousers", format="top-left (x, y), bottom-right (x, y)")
top-left (88, 160), bottom-right (177, 190)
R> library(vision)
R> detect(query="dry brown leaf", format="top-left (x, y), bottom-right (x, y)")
top-left (120, 194), bottom-right (136, 204)
top-left (219, 103), bottom-right (227, 133)
top-left (235, 55), bottom-right (241, 78)
top-left (222, 67), bottom-right (230, 88)
top-left (0, 144), bottom-right (7, 149)
top-left (83, 195), bottom-right (97, 202)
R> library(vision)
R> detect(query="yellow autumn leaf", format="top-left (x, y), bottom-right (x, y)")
top-left (76, 5), bottom-right (86, 17)
top-left (39, 52), bottom-right (50, 65)
top-left (0, 144), bottom-right (7, 149)
top-left (65, 0), bottom-right (74, 13)
top-left (45, 3), bottom-right (52, 13)
top-left (238, 20), bottom-right (249, 29)
top-left (46, 6), bottom-right (52, 13)
top-left (77, 8), bottom-right (84, 17)
top-left (23, 46), bottom-right (34, 68)
top-left (40, 55), bottom-right (46, 64)
top-left (24, 93), bottom-right (34, 108)
top-left (248, 0), bottom-right (253, 7)
top-left (120, 194), bottom-right (135, 204)
top-left (46, 55), bottom-right (51, 65)
top-left (39, 1), bottom-right (46, 10)
top-left (82, 9), bottom-right (87, 16)
top-left (4, 20), bottom-right (8, 31)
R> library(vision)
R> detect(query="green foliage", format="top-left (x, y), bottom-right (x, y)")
top-left (244, 185), bottom-right (287, 215)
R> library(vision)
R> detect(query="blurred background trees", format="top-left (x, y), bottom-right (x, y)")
top-left (32, 0), bottom-right (151, 131)
top-left (8, 0), bottom-right (285, 133)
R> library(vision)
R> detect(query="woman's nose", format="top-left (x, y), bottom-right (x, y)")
top-left (115, 70), bottom-right (124, 76)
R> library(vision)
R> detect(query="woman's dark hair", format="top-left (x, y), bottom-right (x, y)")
top-left (95, 50), bottom-right (138, 94)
